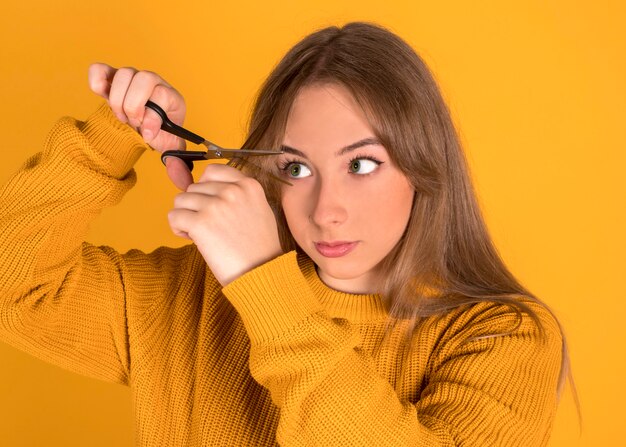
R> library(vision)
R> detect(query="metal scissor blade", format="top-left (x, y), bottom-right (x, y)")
top-left (202, 142), bottom-right (283, 159)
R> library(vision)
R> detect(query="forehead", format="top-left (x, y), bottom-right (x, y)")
top-left (283, 83), bottom-right (377, 151)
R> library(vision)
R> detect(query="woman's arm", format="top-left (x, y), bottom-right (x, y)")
top-left (0, 64), bottom-right (192, 383)
top-left (0, 104), bottom-right (147, 383)
top-left (222, 252), bottom-right (563, 446)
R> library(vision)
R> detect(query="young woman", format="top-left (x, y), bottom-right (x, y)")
top-left (0, 22), bottom-right (569, 446)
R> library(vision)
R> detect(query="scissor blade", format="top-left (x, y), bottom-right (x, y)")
top-left (202, 142), bottom-right (282, 159)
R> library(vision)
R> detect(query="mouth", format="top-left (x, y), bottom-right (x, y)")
top-left (314, 241), bottom-right (359, 258)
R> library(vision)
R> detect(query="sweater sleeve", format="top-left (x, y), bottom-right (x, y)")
top-left (0, 104), bottom-right (149, 384)
top-left (222, 252), bottom-right (563, 446)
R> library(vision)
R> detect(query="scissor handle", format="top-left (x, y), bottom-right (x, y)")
top-left (145, 100), bottom-right (204, 145)
top-left (160, 150), bottom-right (209, 172)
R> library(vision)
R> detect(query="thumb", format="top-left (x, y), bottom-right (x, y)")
top-left (139, 107), bottom-right (162, 143)
top-left (165, 157), bottom-right (194, 191)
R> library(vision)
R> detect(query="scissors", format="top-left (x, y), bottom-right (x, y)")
top-left (144, 100), bottom-right (284, 178)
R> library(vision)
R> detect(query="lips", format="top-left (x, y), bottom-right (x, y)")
top-left (314, 241), bottom-right (358, 258)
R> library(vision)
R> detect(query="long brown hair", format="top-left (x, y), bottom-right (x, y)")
top-left (234, 21), bottom-right (577, 407)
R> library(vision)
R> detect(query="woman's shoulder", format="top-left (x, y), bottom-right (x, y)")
top-left (464, 297), bottom-right (561, 342)
top-left (418, 297), bottom-right (563, 363)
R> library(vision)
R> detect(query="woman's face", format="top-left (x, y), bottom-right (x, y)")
top-left (278, 83), bottom-right (415, 294)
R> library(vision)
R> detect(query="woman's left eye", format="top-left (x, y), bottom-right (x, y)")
top-left (349, 158), bottom-right (382, 175)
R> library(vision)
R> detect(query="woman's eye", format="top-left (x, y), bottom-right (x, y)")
top-left (349, 158), bottom-right (380, 175)
top-left (284, 162), bottom-right (312, 178)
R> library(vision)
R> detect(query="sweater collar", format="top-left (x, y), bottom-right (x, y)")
top-left (296, 251), bottom-right (388, 322)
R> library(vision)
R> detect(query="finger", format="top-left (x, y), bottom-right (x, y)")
top-left (139, 84), bottom-right (183, 144)
top-left (123, 71), bottom-right (171, 130)
top-left (198, 163), bottom-right (248, 183)
top-left (171, 227), bottom-right (192, 240)
top-left (139, 107), bottom-right (162, 143)
top-left (173, 191), bottom-right (213, 211)
top-left (88, 63), bottom-right (117, 99)
top-left (185, 180), bottom-right (243, 204)
top-left (165, 157), bottom-right (194, 191)
top-left (168, 216), bottom-right (193, 239)
top-left (108, 67), bottom-right (138, 123)
top-left (167, 208), bottom-right (198, 238)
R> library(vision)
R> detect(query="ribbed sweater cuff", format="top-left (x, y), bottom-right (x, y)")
top-left (77, 103), bottom-right (148, 178)
top-left (222, 251), bottom-right (324, 344)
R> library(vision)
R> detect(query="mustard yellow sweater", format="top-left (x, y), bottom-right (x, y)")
top-left (0, 104), bottom-right (563, 446)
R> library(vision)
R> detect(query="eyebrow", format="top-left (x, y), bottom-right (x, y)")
top-left (280, 137), bottom-right (382, 159)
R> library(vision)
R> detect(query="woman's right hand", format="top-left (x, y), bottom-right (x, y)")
top-left (88, 62), bottom-right (193, 190)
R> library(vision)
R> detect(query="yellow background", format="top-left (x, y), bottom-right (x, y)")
top-left (0, 0), bottom-right (623, 445)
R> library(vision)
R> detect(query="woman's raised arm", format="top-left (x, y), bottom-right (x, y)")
top-left (0, 64), bottom-right (191, 382)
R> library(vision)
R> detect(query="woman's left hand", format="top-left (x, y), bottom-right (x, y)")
top-left (168, 163), bottom-right (283, 286)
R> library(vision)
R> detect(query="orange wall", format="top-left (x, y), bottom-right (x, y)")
top-left (0, 1), bottom-right (623, 445)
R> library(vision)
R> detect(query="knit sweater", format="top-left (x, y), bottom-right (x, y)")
top-left (0, 104), bottom-right (563, 446)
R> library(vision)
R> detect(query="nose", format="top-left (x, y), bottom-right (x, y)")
top-left (309, 176), bottom-right (348, 227)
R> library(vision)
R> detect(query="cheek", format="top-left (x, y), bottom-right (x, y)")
top-left (280, 190), bottom-right (307, 233)
top-left (392, 181), bottom-right (415, 216)
top-left (363, 172), bottom-right (414, 209)
top-left (372, 177), bottom-right (414, 233)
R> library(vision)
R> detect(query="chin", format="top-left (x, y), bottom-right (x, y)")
top-left (309, 253), bottom-right (372, 281)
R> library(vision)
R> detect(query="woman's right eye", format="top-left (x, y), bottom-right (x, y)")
top-left (281, 162), bottom-right (312, 178)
